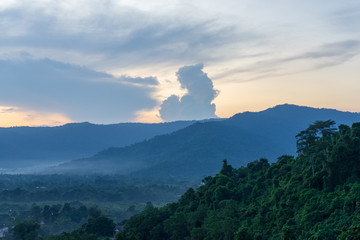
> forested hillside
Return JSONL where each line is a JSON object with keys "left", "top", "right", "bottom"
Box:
{"left": 116, "top": 121, "right": 360, "bottom": 240}
{"left": 54, "top": 121, "right": 281, "bottom": 176}
{"left": 55, "top": 104, "right": 360, "bottom": 179}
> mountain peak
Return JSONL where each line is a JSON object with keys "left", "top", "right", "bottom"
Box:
{"left": 229, "top": 104, "right": 358, "bottom": 121}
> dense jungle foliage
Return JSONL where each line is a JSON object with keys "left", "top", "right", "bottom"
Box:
{"left": 116, "top": 121, "right": 360, "bottom": 240}
{"left": 7, "top": 208, "right": 116, "bottom": 240}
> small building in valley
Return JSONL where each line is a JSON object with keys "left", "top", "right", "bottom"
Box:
{"left": 0, "top": 227, "right": 9, "bottom": 238}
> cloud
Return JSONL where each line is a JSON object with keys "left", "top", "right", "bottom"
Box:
{"left": 214, "top": 40, "right": 360, "bottom": 82}
{"left": 119, "top": 76, "right": 159, "bottom": 86}
{"left": 265, "top": 40, "right": 360, "bottom": 73}
{"left": 329, "top": 6, "right": 360, "bottom": 32}
{"left": 283, "top": 40, "right": 360, "bottom": 63}
{"left": 0, "top": 58, "right": 158, "bottom": 123}
{"left": 159, "top": 64, "right": 219, "bottom": 121}
{"left": 0, "top": 107, "right": 15, "bottom": 113}
{"left": 0, "top": 1, "right": 258, "bottom": 68}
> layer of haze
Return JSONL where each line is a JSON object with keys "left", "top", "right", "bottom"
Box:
{"left": 0, "top": 0, "right": 360, "bottom": 126}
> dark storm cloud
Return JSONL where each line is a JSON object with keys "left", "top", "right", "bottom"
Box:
{"left": 0, "top": 58, "right": 158, "bottom": 123}
{"left": 159, "top": 64, "right": 219, "bottom": 121}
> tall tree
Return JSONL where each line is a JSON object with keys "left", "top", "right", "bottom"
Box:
{"left": 13, "top": 221, "right": 40, "bottom": 240}
{"left": 296, "top": 120, "right": 336, "bottom": 176}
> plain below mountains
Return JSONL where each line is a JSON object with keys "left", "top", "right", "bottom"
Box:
{"left": 52, "top": 104, "right": 360, "bottom": 179}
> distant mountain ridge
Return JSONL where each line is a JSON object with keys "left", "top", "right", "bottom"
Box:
{"left": 52, "top": 104, "right": 360, "bottom": 179}
{"left": 225, "top": 104, "right": 360, "bottom": 154}
{"left": 0, "top": 121, "right": 196, "bottom": 168}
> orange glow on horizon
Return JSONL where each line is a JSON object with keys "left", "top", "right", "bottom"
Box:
{"left": 135, "top": 108, "right": 163, "bottom": 123}
{"left": 0, "top": 106, "right": 72, "bottom": 127}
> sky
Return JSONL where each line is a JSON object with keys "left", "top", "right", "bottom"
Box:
{"left": 0, "top": 0, "right": 360, "bottom": 127}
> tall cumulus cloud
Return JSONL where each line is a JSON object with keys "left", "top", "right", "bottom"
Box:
{"left": 159, "top": 64, "right": 219, "bottom": 121}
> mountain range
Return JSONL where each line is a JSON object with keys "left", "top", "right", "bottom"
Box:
{"left": 50, "top": 104, "right": 360, "bottom": 179}
{"left": 0, "top": 121, "right": 195, "bottom": 169}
